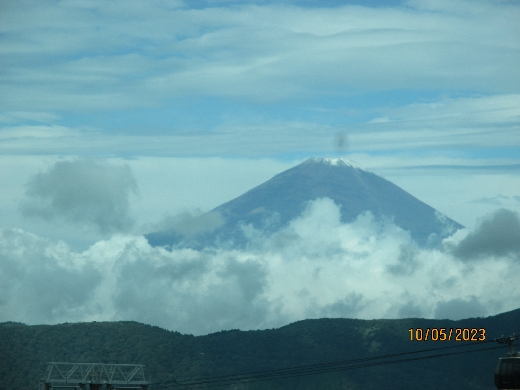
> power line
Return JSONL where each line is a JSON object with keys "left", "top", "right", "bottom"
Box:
{"left": 163, "top": 345, "right": 502, "bottom": 390}
{"left": 150, "top": 345, "right": 503, "bottom": 389}
{"left": 149, "top": 337, "right": 509, "bottom": 389}
{"left": 151, "top": 337, "right": 497, "bottom": 386}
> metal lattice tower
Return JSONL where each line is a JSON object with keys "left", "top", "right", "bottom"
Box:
{"left": 39, "top": 362, "right": 149, "bottom": 390}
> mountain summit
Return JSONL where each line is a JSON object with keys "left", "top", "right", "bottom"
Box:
{"left": 305, "top": 157, "right": 366, "bottom": 169}
{"left": 146, "top": 157, "right": 463, "bottom": 249}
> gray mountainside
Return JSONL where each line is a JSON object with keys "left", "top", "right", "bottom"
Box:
{"left": 146, "top": 157, "right": 464, "bottom": 249}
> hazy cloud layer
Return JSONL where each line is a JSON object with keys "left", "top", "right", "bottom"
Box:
{"left": 151, "top": 211, "right": 225, "bottom": 237}
{"left": 0, "top": 1, "right": 518, "bottom": 158}
{"left": 1, "top": 200, "right": 518, "bottom": 335}
{"left": 2, "top": 0, "right": 518, "bottom": 111}
{"left": 20, "top": 159, "right": 138, "bottom": 234}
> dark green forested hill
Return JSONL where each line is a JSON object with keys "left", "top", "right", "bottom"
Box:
{"left": 1, "top": 309, "right": 519, "bottom": 390}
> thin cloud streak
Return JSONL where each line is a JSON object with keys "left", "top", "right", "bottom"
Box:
{"left": 1, "top": 93, "right": 519, "bottom": 157}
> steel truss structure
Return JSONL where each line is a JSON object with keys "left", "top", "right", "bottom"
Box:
{"left": 39, "top": 362, "right": 149, "bottom": 390}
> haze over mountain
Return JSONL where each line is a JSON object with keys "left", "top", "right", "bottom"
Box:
{"left": 146, "top": 157, "right": 464, "bottom": 249}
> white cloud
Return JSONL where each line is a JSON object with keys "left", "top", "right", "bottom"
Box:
{"left": 0, "top": 111, "right": 61, "bottom": 123}
{"left": 0, "top": 125, "right": 80, "bottom": 141}
{"left": 0, "top": 228, "right": 102, "bottom": 323}
{"left": 1, "top": 200, "right": 518, "bottom": 335}
{"left": 1, "top": 0, "right": 518, "bottom": 111}
{"left": 20, "top": 158, "right": 138, "bottom": 234}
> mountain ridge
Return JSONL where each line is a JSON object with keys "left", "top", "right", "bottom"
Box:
{"left": 2, "top": 308, "right": 518, "bottom": 389}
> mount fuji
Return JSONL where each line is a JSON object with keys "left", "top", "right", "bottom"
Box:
{"left": 146, "top": 157, "right": 464, "bottom": 249}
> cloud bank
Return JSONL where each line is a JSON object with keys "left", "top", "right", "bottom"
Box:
{"left": 20, "top": 159, "right": 138, "bottom": 234}
{"left": 2, "top": 199, "right": 519, "bottom": 335}
{"left": 449, "top": 209, "right": 520, "bottom": 261}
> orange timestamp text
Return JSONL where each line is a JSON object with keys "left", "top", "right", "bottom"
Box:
{"left": 408, "top": 327, "right": 486, "bottom": 341}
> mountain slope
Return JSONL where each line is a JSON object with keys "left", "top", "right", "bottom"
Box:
{"left": 146, "top": 158, "right": 464, "bottom": 248}
{"left": 2, "top": 308, "right": 519, "bottom": 390}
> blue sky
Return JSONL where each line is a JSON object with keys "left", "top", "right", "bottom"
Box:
{"left": 1, "top": 0, "right": 518, "bottom": 223}
{"left": 1, "top": 0, "right": 519, "bottom": 333}
{"left": 2, "top": 0, "right": 519, "bottom": 159}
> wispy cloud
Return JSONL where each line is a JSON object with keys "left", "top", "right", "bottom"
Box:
{"left": 1, "top": 93, "right": 519, "bottom": 157}
{"left": 2, "top": 0, "right": 519, "bottom": 110}
{"left": 0, "top": 0, "right": 518, "bottom": 160}
{"left": 471, "top": 195, "right": 520, "bottom": 206}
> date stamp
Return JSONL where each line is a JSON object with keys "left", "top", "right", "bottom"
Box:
{"left": 409, "top": 328, "right": 486, "bottom": 341}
